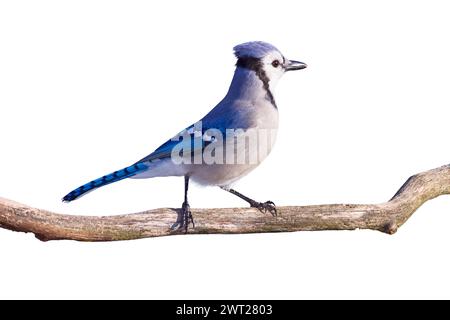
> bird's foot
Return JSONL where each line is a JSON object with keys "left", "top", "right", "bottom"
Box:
{"left": 250, "top": 200, "right": 278, "bottom": 216}
{"left": 181, "top": 201, "right": 195, "bottom": 233}
{"left": 170, "top": 202, "right": 195, "bottom": 233}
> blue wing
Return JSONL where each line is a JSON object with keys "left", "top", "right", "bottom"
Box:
{"left": 136, "top": 122, "right": 228, "bottom": 164}
{"left": 137, "top": 101, "right": 254, "bottom": 164}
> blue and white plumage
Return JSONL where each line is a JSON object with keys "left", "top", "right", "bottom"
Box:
{"left": 234, "top": 41, "right": 279, "bottom": 59}
{"left": 63, "top": 41, "right": 306, "bottom": 230}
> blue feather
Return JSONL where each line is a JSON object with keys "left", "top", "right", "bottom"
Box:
{"left": 137, "top": 120, "right": 233, "bottom": 165}
{"left": 62, "top": 163, "right": 148, "bottom": 202}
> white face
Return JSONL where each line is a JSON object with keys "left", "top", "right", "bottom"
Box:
{"left": 260, "top": 51, "right": 286, "bottom": 89}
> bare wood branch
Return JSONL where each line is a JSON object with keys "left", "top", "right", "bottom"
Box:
{"left": 1, "top": 164, "right": 449, "bottom": 241}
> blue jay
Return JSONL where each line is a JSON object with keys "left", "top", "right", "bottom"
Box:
{"left": 63, "top": 41, "right": 306, "bottom": 231}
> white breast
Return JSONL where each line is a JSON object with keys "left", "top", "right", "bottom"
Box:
{"left": 189, "top": 101, "right": 279, "bottom": 187}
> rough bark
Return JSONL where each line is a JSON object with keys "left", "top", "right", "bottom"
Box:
{"left": 0, "top": 164, "right": 449, "bottom": 241}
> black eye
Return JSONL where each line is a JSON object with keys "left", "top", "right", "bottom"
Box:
{"left": 272, "top": 60, "right": 280, "bottom": 68}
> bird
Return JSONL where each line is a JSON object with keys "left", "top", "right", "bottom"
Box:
{"left": 62, "top": 41, "right": 307, "bottom": 231}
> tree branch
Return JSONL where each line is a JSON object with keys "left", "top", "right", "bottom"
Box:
{"left": 1, "top": 164, "right": 449, "bottom": 241}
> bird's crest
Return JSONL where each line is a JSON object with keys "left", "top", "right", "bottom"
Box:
{"left": 233, "top": 41, "right": 280, "bottom": 59}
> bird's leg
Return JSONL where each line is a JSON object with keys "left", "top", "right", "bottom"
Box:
{"left": 181, "top": 175, "right": 195, "bottom": 232}
{"left": 221, "top": 187, "right": 277, "bottom": 216}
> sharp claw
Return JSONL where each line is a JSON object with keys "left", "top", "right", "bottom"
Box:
{"left": 189, "top": 212, "right": 195, "bottom": 229}
{"left": 251, "top": 200, "right": 278, "bottom": 217}
{"left": 179, "top": 202, "right": 195, "bottom": 233}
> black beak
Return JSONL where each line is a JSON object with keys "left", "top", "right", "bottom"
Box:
{"left": 285, "top": 60, "right": 307, "bottom": 71}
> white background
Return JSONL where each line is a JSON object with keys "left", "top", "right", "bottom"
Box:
{"left": 1, "top": 0, "right": 449, "bottom": 299}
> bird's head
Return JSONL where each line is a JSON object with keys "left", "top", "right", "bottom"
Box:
{"left": 234, "top": 41, "right": 307, "bottom": 89}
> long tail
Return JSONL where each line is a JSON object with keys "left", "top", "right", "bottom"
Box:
{"left": 62, "top": 163, "right": 148, "bottom": 202}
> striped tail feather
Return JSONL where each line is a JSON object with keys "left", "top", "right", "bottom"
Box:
{"left": 62, "top": 163, "right": 148, "bottom": 202}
